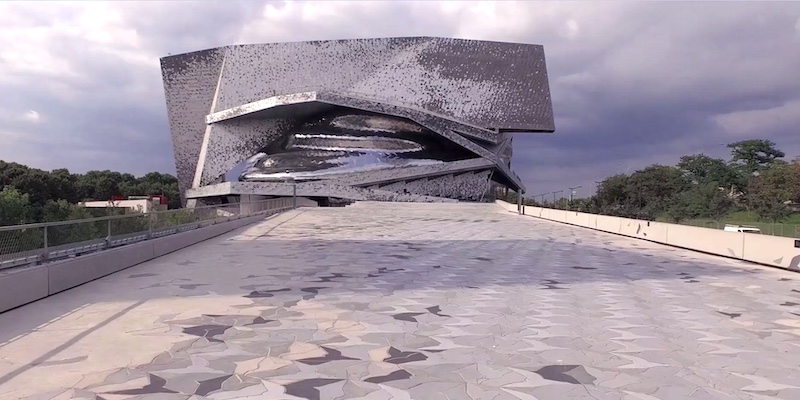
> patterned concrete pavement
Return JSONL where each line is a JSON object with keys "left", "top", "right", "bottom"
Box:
{"left": 0, "top": 202, "right": 799, "bottom": 400}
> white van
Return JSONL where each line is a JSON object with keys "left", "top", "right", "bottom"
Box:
{"left": 723, "top": 224, "right": 762, "bottom": 234}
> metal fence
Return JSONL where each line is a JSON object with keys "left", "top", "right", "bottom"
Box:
{"left": 681, "top": 219, "right": 800, "bottom": 238}
{"left": 0, "top": 198, "right": 297, "bottom": 271}
{"left": 522, "top": 203, "right": 800, "bottom": 239}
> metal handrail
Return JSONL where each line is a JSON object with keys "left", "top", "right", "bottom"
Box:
{"left": 0, "top": 198, "right": 300, "bottom": 271}
{"left": 0, "top": 201, "right": 244, "bottom": 231}
{"left": 526, "top": 204, "right": 800, "bottom": 239}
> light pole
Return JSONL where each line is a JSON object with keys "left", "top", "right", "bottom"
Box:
{"left": 568, "top": 185, "right": 582, "bottom": 202}
{"left": 532, "top": 193, "right": 547, "bottom": 206}
{"left": 553, "top": 190, "right": 564, "bottom": 209}
{"left": 594, "top": 180, "right": 603, "bottom": 195}
{"left": 292, "top": 178, "right": 297, "bottom": 209}
{"left": 568, "top": 185, "right": 582, "bottom": 210}
{"left": 747, "top": 171, "right": 760, "bottom": 211}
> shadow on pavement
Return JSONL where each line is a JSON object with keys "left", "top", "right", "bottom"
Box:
{"left": 1, "top": 229, "right": 791, "bottom": 345}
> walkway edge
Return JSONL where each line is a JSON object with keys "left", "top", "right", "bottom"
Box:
{"left": 0, "top": 213, "right": 275, "bottom": 314}
{"left": 497, "top": 201, "right": 800, "bottom": 273}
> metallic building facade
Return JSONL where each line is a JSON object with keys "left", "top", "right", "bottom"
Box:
{"left": 160, "top": 37, "right": 555, "bottom": 204}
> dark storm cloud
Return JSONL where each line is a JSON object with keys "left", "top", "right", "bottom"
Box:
{"left": 1, "top": 78, "right": 173, "bottom": 174}
{"left": 0, "top": 1, "right": 798, "bottom": 197}
{"left": 0, "top": 17, "right": 171, "bottom": 174}
{"left": 507, "top": 2, "right": 800, "bottom": 195}
{"left": 0, "top": 1, "right": 263, "bottom": 175}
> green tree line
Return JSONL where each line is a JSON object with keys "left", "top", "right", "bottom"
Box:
{"left": 0, "top": 162, "right": 210, "bottom": 257}
{"left": 524, "top": 139, "right": 800, "bottom": 224}
{"left": 0, "top": 161, "right": 182, "bottom": 226}
{"left": 0, "top": 186, "right": 202, "bottom": 257}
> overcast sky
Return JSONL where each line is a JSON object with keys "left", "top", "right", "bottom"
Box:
{"left": 1, "top": 1, "right": 799, "bottom": 197}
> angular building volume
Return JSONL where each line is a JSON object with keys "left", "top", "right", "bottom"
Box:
{"left": 159, "top": 37, "right": 555, "bottom": 206}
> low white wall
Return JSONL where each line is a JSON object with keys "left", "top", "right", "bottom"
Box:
{"left": 296, "top": 197, "right": 319, "bottom": 208}
{"left": 497, "top": 200, "right": 800, "bottom": 271}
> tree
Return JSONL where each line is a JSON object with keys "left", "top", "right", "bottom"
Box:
{"left": 548, "top": 141, "right": 797, "bottom": 223}
{"left": 748, "top": 162, "right": 799, "bottom": 221}
{"left": 665, "top": 181, "right": 734, "bottom": 222}
{"left": 728, "top": 139, "right": 785, "bottom": 175}
{"left": 41, "top": 199, "right": 100, "bottom": 247}
{"left": 626, "top": 165, "right": 691, "bottom": 220}
{"left": 567, "top": 197, "right": 595, "bottom": 213}
{"left": 595, "top": 174, "right": 631, "bottom": 216}
{"left": 0, "top": 161, "right": 32, "bottom": 191}
{"left": 1, "top": 167, "right": 53, "bottom": 211}
{"left": 677, "top": 154, "right": 739, "bottom": 192}
{"left": 0, "top": 159, "right": 186, "bottom": 227}
{"left": 49, "top": 168, "right": 79, "bottom": 204}
{"left": 119, "top": 171, "right": 181, "bottom": 209}
{"left": 792, "top": 157, "right": 800, "bottom": 204}
{"left": 0, "top": 186, "right": 34, "bottom": 226}
{"left": 0, "top": 187, "right": 41, "bottom": 255}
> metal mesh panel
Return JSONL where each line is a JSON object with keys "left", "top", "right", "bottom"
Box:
{"left": 0, "top": 198, "right": 299, "bottom": 271}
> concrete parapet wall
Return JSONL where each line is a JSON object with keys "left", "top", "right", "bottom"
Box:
{"left": 0, "top": 267, "right": 49, "bottom": 314}
{"left": 296, "top": 197, "right": 319, "bottom": 208}
{"left": 0, "top": 213, "right": 269, "bottom": 314}
{"left": 497, "top": 201, "right": 800, "bottom": 271}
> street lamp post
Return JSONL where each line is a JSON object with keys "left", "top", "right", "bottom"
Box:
{"left": 292, "top": 178, "right": 297, "bottom": 209}
{"left": 553, "top": 190, "right": 564, "bottom": 209}
{"left": 568, "top": 185, "right": 582, "bottom": 211}
{"left": 532, "top": 193, "right": 547, "bottom": 206}
{"left": 568, "top": 186, "right": 582, "bottom": 202}
{"left": 748, "top": 171, "right": 761, "bottom": 211}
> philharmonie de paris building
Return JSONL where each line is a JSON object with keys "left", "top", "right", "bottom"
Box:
{"left": 159, "top": 37, "right": 555, "bottom": 207}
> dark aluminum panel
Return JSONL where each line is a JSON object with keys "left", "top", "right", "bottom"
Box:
{"left": 185, "top": 181, "right": 459, "bottom": 203}
{"left": 160, "top": 48, "right": 225, "bottom": 200}
{"left": 160, "top": 37, "right": 554, "bottom": 202}
{"left": 162, "top": 37, "right": 554, "bottom": 132}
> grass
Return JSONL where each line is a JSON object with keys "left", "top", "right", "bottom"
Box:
{"left": 681, "top": 211, "right": 800, "bottom": 238}
{"left": 726, "top": 210, "right": 800, "bottom": 224}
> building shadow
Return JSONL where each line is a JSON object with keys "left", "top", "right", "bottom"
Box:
{"left": 1, "top": 227, "right": 789, "bottom": 345}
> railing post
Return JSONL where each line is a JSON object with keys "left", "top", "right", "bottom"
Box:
{"left": 106, "top": 219, "right": 112, "bottom": 248}
{"left": 293, "top": 181, "right": 297, "bottom": 209}
{"left": 42, "top": 225, "right": 49, "bottom": 262}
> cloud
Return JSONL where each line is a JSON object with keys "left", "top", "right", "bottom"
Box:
{"left": 0, "top": 1, "right": 798, "bottom": 198}
{"left": 21, "top": 110, "right": 40, "bottom": 123}
{"left": 714, "top": 100, "right": 800, "bottom": 134}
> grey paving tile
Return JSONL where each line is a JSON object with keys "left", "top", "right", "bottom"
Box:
{"left": 1, "top": 202, "right": 798, "bottom": 400}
